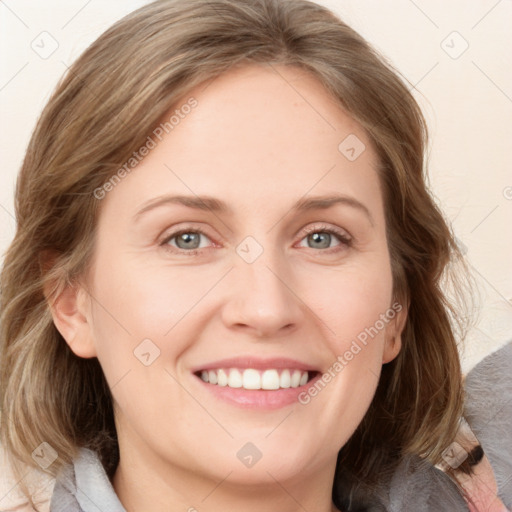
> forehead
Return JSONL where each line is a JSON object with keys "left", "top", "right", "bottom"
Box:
{"left": 99, "top": 63, "right": 382, "bottom": 225}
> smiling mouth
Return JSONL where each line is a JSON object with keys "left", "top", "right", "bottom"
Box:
{"left": 194, "top": 368, "right": 319, "bottom": 390}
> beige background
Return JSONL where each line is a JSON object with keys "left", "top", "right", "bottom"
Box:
{"left": 1, "top": 0, "right": 511, "bottom": 373}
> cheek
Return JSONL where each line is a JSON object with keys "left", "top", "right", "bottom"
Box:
{"left": 87, "top": 253, "right": 224, "bottom": 391}
{"left": 295, "top": 258, "right": 394, "bottom": 437}
{"left": 301, "top": 256, "right": 394, "bottom": 350}
{"left": 90, "top": 252, "right": 209, "bottom": 337}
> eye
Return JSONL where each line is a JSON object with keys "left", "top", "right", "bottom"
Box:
{"left": 160, "top": 226, "right": 214, "bottom": 254}
{"left": 159, "top": 223, "right": 352, "bottom": 256}
{"left": 297, "top": 224, "right": 352, "bottom": 253}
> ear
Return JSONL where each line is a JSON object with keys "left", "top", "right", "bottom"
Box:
{"left": 382, "top": 300, "right": 408, "bottom": 364}
{"left": 45, "top": 278, "right": 97, "bottom": 359}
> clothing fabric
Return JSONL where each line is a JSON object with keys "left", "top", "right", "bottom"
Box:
{"left": 49, "top": 449, "right": 124, "bottom": 512}
{"left": 48, "top": 341, "right": 512, "bottom": 512}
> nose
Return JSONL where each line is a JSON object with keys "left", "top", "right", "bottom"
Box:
{"left": 221, "top": 250, "right": 303, "bottom": 339}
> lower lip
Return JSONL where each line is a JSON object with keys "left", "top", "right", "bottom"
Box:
{"left": 194, "top": 373, "right": 321, "bottom": 410}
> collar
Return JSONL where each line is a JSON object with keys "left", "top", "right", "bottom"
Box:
{"left": 50, "top": 448, "right": 125, "bottom": 512}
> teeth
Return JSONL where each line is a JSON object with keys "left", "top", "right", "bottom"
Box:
{"left": 199, "top": 368, "right": 310, "bottom": 390}
{"left": 280, "top": 369, "right": 291, "bottom": 388}
{"left": 290, "top": 370, "right": 301, "bottom": 388}
{"left": 243, "top": 369, "right": 261, "bottom": 389}
{"left": 261, "top": 369, "right": 280, "bottom": 390}
{"left": 217, "top": 369, "right": 228, "bottom": 387}
{"left": 228, "top": 368, "right": 243, "bottom": 388}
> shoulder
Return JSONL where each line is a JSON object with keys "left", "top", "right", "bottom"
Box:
{"left": 392, "top": 340, "right": 512, "bottom": 511}
{"left": 463, "top": 340, "right": 512, "bottom": 509}
{"left": 334, "top": 340, "right": 512, "bottom": 511}
{"left": 49, "top": 448, "right": 125, "bottom": 512}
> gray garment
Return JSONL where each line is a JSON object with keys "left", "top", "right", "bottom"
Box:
{"left": 50, "top": 341, "right": 512, "bottom": 512}
{"left": 49, "top": 449, "right": 125, "bottom": 512}
{"left": 464, "top": 341, "right": 512, "bottom": 508}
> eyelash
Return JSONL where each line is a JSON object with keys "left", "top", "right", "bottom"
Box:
{"left": 159, "top": 223, "right": 352, "bottom": 256}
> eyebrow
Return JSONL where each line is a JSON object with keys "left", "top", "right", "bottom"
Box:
{"left": 134, "top": 193, "right": 374, "bottom": 225}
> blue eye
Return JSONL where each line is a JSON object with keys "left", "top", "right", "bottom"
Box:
{"left": 302, "top": 231, "right": 338, "bottom": 249}
{"left": 298, "top": 226, "right": 352, "bottom": 252}
{"left": 161, "top": 228, "right": 213, "bottom": 253}
{"left": 160, "top": 223, "right": 352, "bottom": 256}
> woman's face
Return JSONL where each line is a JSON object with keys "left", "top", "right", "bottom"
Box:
{"left": 64, "top": 64, "right": 405, "bottom": 488}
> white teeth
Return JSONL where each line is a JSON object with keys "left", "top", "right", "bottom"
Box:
{"left": 198, "top": 368, "right": 310, "bottom": 390}
{"left": 242, "top": 369, "right": 261, "bottom": 389}
{"left": 290, "top": 370, "right": 302, "bottom": 388}
{"left": 208, "top": 370, "right": 218, "bottom": 385}
{"left": 261, "top": 369, "right": 280, "bottom": 390}
{"left": 217, "top": 369, "right": 228, "bottom": 387}
{"left": 228, "top": 369, "right": 243, "bottom": 388}
{"left": 280, "top": 369, "right": 291, "bottom": 388}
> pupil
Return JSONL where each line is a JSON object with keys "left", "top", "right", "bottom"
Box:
{"left": 310, "top": 232, "right": 330, "bottom": 249}
{"left": 178, "top": 233, "right": 199, "bottom": 249}
{"left": 175, "top": 232, "right": 332, "bottom": 250}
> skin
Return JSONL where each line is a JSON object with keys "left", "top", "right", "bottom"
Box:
{"left": 50, "top": 63, "right": 407, "bottom": 512}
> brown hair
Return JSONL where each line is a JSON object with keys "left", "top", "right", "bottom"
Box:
{"left": 0, "top": 0, "right": 473, "bottom": 507}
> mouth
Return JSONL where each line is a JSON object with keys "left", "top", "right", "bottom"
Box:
{"left": 191, "top": 356, "right": 322, "bottom": 409}
{"left": 194, "top": 368, "right": 320, "bottom": 390}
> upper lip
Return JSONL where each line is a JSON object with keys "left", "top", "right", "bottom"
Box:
{"left": 191, "top": 356, "right": 320, "bottom": 373}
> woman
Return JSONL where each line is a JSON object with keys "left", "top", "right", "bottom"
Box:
{"left": 0, "top": 0, "right": 510, "bottom": 510}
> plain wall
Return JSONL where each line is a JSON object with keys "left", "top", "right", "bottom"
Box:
{"left": 1, "top": 0, "right": 511, "bottom": 372}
